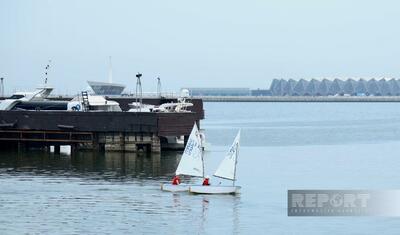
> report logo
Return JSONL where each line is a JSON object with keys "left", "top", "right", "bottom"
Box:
{"left": 288, "top": 190, "right": 400, "bottom": 216}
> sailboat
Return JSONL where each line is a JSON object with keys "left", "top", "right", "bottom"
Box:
{"left": 189, "top": 130, "right": 241, "bottom": 195}
{"left": 161, "top": 123, "right": 205, "bottom": 192}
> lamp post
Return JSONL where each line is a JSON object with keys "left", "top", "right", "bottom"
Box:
{"left": 0, "top": 77, "right": 4, "bottom": 97}
{"left": 135, "top": 73, "right": 143, "bottom": 112}
{"left": 157, "top": 77, "right": 161, "bottom": 97}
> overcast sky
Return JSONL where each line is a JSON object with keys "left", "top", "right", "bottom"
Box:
{"left": 1, "top": 0, "right": 399, "bottom": 95}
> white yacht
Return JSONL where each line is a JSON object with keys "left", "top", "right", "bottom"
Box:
{"left": 70, "top": 92, "right": 122, "bottom": 112}
{"left": 128, "top": 89, "right": 193, "bottom": 113}
{"left": 0, "top": 86, "right": 54, "bottom": 111}
{"left": 128, "top": 102, "right": 155, "bottom": 112}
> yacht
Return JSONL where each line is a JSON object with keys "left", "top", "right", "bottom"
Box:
{"left": 0, "top": 86, "right": 54, "bottom": 110}
{"left": 128, "top": 89, "right": 193, "bottom": 113}
{"left": 70, "top": 92, "right": 122, "bottom": 112}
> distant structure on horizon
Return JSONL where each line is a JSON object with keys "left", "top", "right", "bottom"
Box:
{"left": 87, "top": 81, "right": 126, "bottom": 96}
{"left": 183, "top": 88, "right": 251, "bottom": 96}
{"left": 266, "top": 78, "right": 400, "bottom": 96}
{"left": 87, "top": 56, "right": 126, "bottom": 96}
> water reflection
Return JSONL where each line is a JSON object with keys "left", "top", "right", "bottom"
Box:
{"left": 0, "top": 150, "right": 181, "bottom": 181}
{"left": 168, "top": 191, "right": 241, "bottom": 235}
{"left": 0, "top": 146, "right": 241, "bottom": 234}
{"left": 197, "top": 195, "right": 241, "bottom": 235}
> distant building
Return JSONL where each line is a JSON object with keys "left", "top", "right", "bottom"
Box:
{"left": 251, "top": 89, "right": 271, "bottom": 96}
{"left": 87, "top": 81, "right": 126, "bottom": 96}
{"left": 183, "top": 88, "right": 251, "bottom": 96}
{"left": 268, "top": 78, "right": 400, "bottom": 96}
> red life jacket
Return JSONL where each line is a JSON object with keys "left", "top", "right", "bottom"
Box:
{"left": 202, "top": 178, "right": 210, "bottom": 186}
{"left": 172, "top": 176, "right": 180, "bottom": 185}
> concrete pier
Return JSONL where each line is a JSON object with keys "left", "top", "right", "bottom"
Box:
{"left": 0, "top": 131, "right": 170, "bottom": 153}
{"left": 0, "top": 112, "right": 199, "bottom": 153}
{"left": 100, "top": 133, "right": 161, "bottom": 153}
{"left": 0, "top": 97, "right": 204, "bottom": 153}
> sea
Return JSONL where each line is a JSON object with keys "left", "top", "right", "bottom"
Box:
{"left": 1, "top": 102, "right": 400, "bottom": 234}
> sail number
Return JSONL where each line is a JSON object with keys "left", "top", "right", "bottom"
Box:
{"left": 184, "top": 139, "right": 200, "bottom": 157}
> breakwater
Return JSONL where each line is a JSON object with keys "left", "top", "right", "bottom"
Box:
{"left": 199, "top": 96, "right": 400, "bottom": 102}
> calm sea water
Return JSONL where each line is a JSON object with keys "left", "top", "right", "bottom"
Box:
{"left": 2, "top": 102, "right": 400, "bottom": 234}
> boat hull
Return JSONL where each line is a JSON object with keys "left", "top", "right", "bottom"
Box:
{"left": 189, "top": 185, "right": 241, "bottom": 194}
{"left": 160, "top": 183, "right": 190, "bottom": 192}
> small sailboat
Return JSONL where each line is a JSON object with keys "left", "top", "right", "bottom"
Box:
{"left": 161, "top": 123, "right": 205, "bottom": 192}
{"left": 189, "top": 130, "right": 241, "bottom": 195}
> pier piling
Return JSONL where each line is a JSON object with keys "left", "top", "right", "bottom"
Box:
{"left": 54, "top": 145, "right": 60, "bottom": 154}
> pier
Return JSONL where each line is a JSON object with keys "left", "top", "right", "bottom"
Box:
{"left": 199, "top": 96, "right": 400, "bottom": 102}
{"left": 0, "top": 98, "right": 204, "bottom": 153}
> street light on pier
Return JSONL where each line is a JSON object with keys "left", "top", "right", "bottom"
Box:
{"left": 136, "top": 73, "right": 143, "bottom": 112}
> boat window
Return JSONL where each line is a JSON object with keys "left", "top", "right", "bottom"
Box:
{"left": 8, "top": 95, "right": 25, "bottom": 99}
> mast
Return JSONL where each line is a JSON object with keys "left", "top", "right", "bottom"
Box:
{"left": 196, "top": 128, "right": 205, "bottom": 179}
{"left": 232, "top": 130, "right": 240, "bottom": 186}
{"left": 201, "top": 135, "right": 205, "bottom": 179}
{"left": 232, "top": 142, "right": 239, "bottom": 186}
{"left": 108, "top": 56, "right": 113, "bottom": 83}
{"left": 44, "top": 60, "right": 51, "bottom": 85}
{"left": 175, "top": 123, "right": 204, "bottom": 178}
{"left": 213, "top": 130, "right": 240, "bottom": 184}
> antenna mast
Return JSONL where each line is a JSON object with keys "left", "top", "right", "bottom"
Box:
{"left": 45, "top": 60, "right": 51, "bottom": 85}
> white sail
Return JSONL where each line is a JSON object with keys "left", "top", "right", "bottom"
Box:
{"left": 214, "top": 130, "right": 240, "bottom": 181}
{"left": 175, "top": 123, "right": 204, "bottom": 177}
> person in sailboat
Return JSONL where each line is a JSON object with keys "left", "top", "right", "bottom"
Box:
{"left": 189, "top": 130, "right": 241, "bottom": 194}
{"left": 202, "top": 176, "right": 210, "bottom": 186}
{"left": 161, "top": 123, "right": 205, "bottom": 192}
{"left": 172, "top": 175, "right": 181, "bottom": 185}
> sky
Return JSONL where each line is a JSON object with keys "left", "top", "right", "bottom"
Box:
{"left": 1, "top": 0, "right": 399, "bottom": 95}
